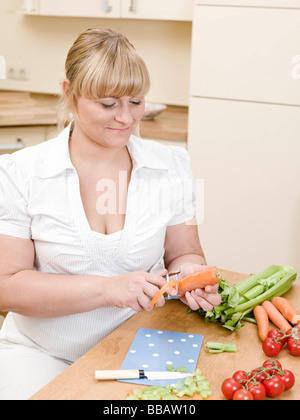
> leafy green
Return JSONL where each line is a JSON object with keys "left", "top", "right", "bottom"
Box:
{"left": 196, "top": 265, "right": 297, "bottom": 332}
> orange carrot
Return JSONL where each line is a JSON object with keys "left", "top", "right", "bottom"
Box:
{"left": 271, "top": 296, "right": 300, "bottom": 326}
{"left": 150, "top": 279, "right": 179, "bottom": 307}
{"left": 150, "top": 267, "right": 221, "bottom": 308}
{"left": 262, "top": 300, "right": 292, "bottom": 333}
{"left": 254, "top": 305, "right": 269, "bottom": 341}
{"left": 178, "top": 267, "right": 221, "bottom": 295}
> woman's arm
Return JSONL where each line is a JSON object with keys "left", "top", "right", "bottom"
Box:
{"left": 164, "top": 217, "right": 207, "bottom": 272}
{"left": 164, "top": 218, "right": 221, "bottom": 311}
{"left": 0, "top": 234, "right": 166, "bottom": 317}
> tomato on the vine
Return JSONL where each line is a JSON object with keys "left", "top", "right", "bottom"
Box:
{"left": 233, "top": 389, "right": 254, "bottom": 400}
{"left": 221, "top": 378, "right": 242, "bottom": 400}
{"left": 267, "top": 328, "right": 288, "bottom": 346}
{"left": 262, "top": 359, "right": 282, "bottom": 375}
{"left": 249, "top": 368, "right": 267, "bottom": 383}
{"left": 286, "top": 328, "right": 300, "bottom": 341}
{"left": 263, "top": 376, "right": 285, "bottom": 398}
{"left": 232, "top": 370, "right": 248, "bottom": 386}
{"left": 275, "top": 370, "right": 295, "bottom": 391}
{"left": 248, "top": 382, "right": 266, "bottom": 400}
{"left": 287, "top": 338, "right": 300, "bottom": 356}
{"left": 262, "top": 338, "right": 282, "bottom": 357}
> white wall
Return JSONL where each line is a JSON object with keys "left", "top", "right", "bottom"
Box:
{"left": 0, "top": 0, "right": 192, "bottom": 106}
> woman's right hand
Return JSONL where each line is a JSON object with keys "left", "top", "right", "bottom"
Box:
{"left": 105, "top": 269, "right": 168, "bottom": 312}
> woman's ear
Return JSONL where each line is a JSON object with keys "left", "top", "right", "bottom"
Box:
{"left": 62, "top": 79, "right": 71, "bottom": 96}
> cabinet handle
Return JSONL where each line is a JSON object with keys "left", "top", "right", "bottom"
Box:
{"left": 0, "top": 138, "right": 24, "bottom": 152}
{"left": 101, "top": 0, "right": 112, "bottom": 13}
{"left": 129, "top": 0, "right": 136, "bottom": 13}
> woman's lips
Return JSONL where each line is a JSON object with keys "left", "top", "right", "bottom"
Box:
{"left": 106, "top": 127, "right": 130, "bottom": 132}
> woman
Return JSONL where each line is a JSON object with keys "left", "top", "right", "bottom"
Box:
{"left": 0, "top": 29, "right": 221, "bottom": 400}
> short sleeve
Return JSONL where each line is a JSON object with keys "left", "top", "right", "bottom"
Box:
{"left": 0, "top": 155, "right": 32, "bottom": 239}
{"left": 167, "top": 147, "right": 196, "bottom": 226}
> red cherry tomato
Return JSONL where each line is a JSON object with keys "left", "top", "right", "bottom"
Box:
{"left": 248, "top": 382, "right": 266, "bottom": 400}
{"left": 262, "top": 359, "right": 283, "bottom": 375}
{"left": 268, "top": 328, "right": 288, "bottom": 346}
{"left": 232, "top": 370, "right": 248, "bottom": 386}
{"left": 262, "top": 338, "right": 282, "bottom": 357}
{"left": 275, "top": 370, "right": 295, "bottom": 391}
{"left": 286, "top": 327, "right": 300, "bottom": 341}
{"left": 263, "top": 376, "right": 285, "bottom": 398}
{"left": 249, "top": 368, "right": 267, "bottom": 383}
{"left": 233, "top": 389, "right": 254, "bottom": 400}
{"left": 221, "top": 378, "right": 242, "bottom": 400}
{"left": 287, "top": 338, "right": 300, "bottom": 356}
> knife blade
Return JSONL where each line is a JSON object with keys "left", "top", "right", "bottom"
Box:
{"left": 94, "top": 369, "right": 193, "bottom": 381}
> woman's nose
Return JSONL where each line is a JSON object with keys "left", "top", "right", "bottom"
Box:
{"left": 115, "top": 104, "right": 133, "bottom": 125}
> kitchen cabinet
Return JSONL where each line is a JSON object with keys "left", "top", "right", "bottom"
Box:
{"left": 188, "top": 1, "right": 300, "bottom": 276}
{"left": 20, "top": 0, "right": 193, "bottom": 21}
{"left": 38, "top": 0, "right": 121, "bottom": 18}
{"left": 195, "top": 0, "right": 300, "bottom": 7}
{"left": 0, "top": 125, "right": 58, "bottom": 154}
{"left": 121, "top": 0, "right": 193, "bottom": 21}
{"left": 190, "top": 6, "right": 300, "bottom": 105}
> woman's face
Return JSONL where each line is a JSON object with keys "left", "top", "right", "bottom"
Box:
{"left": 74, "top": 95, "right": 145, "bottom": 149}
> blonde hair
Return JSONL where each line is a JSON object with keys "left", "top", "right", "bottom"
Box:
{"left": 59, "top": 28, "right": 151, "bottom": 126}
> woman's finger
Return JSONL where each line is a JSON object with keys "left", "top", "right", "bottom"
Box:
{"left": 193, "top": 289, "right": 222, "bottom": 306}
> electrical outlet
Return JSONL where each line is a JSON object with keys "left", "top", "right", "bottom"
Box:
{"left": 7, "top": 66, "right": 29, "bottom": 80}
{"left": 18, "top": 67, "right": 29, "bottom": 81}
{"left": 7, "top": 66, "right": 17, "bottom": 79}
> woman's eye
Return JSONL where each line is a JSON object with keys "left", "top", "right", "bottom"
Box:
{"left": 131, "top": 101, "right": 141, "bottom": 106}
{"left": 100, "top": 103, "right": 116, "bottom": 109}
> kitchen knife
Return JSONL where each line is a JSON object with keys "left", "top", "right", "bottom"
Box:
{"left": 95, "top": 369, "right": 193, "bottom": 381}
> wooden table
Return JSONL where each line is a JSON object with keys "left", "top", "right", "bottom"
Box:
{"left": 30, "top": 270, "right": 300, "bottom": 400}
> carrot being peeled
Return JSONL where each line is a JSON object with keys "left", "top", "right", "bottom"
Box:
{"left": 254, "top": 305, "right": 269, "bottom": 341}
{"left": 179, "top": 266, "right": 221, "bottom": 295}
{"left": 262, "top": 300, "right": 292, "bottom": 333}
{"left": 271, "top": 296, "right": 300, "bottom": 326}
{"left": 150, "top": 266, "right": 221, "bottom": 308}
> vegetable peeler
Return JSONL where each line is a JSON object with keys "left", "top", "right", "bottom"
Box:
{"left": 163, "top": 270, "right": 182, "bottom": 300}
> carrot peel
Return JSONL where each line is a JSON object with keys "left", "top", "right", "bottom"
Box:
{"left": 150, "top": 279, "right": 179, "bottom": 307}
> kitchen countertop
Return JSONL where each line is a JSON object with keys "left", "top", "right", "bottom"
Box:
{"left": 0, "top": 90, "right": 59, "bottom": 126}
{"left": 0, "top": 91, "right": 188, "bottom": 142}
{"left": 30, "top": 269, "right": 300, "bottom": 401}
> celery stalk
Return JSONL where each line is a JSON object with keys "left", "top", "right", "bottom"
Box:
{"left": 205, "top": 342, "right": 237, "bottom": 353}
{"left": 197, "top": 265, "right": 297, "bottom": 332}
{"left": 225, "top": 269, "right": 296, "bottom": 316}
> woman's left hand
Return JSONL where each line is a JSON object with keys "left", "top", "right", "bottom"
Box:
{"left": 177, "top": 263, "right": 222, "bottom": 311}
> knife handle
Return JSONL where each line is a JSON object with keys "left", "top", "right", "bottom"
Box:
{"left": 95, "top": 369, "right": 142, "bottom": 380}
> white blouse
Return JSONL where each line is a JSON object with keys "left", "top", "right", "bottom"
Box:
{"left": 0, "top": 123, "right": 196, "bottom": 363}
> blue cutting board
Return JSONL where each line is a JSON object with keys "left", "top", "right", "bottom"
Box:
{"left": 118, "top": 328, "right": 203, "bottom": 387}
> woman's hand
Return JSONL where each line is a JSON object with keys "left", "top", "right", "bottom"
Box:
{"left": 106, "top": 269, "right": 168, "bottom": 312}
{"left": 177, "top": 263, "right": 222, "bottom": 312}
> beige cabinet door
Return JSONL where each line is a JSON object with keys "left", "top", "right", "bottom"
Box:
{"left": 195, "top": 0, "right": 300, "bottom": 7}
{"left": 190, "top": 6, "right": 300, "bottom": 105}
{"left": 188, "top": 97, "right": 300, "bottom": 276}
{"left": 39, "top": 0, "right": 121, "bottom": 17}
{"left": 0, "top": 126, "right": 48, "bottom": 154}
{"left": 121, "top": 0, "right": 193, "bottom": 20}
